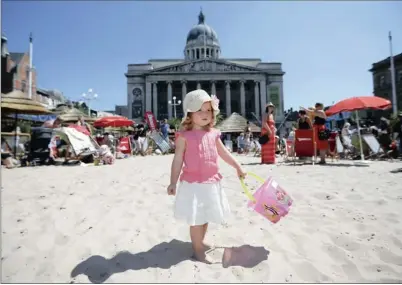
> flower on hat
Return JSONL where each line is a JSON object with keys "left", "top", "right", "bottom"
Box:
{"left": 211, "top": 95, "right": 219, "bottom": 109}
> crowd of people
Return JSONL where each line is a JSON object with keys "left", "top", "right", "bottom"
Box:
{"left": 282, "top": 107, "right": 402, "bottom": 163}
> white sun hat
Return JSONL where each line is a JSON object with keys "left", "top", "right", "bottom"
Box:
{"left": 181, "top": 89, "right": 220, "bottom": 122}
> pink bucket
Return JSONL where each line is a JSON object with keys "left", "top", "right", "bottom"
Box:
{"left": 241, "top": 173, "right": 293, "bottom": 224}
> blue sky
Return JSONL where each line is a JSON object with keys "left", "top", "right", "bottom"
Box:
{"left": 2, "top": 1, "right": 402, "bottom": 112}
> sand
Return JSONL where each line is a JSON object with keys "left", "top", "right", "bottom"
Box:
{"left": 1, "top": 155, "right": 402, "bottom": 283}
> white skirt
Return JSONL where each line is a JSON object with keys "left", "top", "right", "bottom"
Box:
{"left": 174, "top": 181, "right": 231, "bottom": 226}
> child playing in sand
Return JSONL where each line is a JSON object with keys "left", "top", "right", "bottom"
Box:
{"left": 167, "top": 89, "right": 246, "bottom": 263}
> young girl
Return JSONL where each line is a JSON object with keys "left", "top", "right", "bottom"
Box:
{"left": 167, "top": 89, "right": 246, "bottom": 263}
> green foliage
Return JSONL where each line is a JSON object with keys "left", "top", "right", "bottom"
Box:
{"left": 17, "top": 120, "right": 32, "bottom": 133}
{"left": 168, "top": 118, "right": 181, "bottom": 130}
{"left": 215, "top": 113, "right": 224, "bottom": 125}
{"left": 390, "top": 111, "right": 402, "bottom": 130}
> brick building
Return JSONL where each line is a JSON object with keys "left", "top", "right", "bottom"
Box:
{"left": 1, "top": 35, "right": 38, "bottom": 100}
{"left": 1, "top": 34, "right": 66, "bottom": 108}
{"left": 369, "top": 52, "right": 402, "bottom": 116}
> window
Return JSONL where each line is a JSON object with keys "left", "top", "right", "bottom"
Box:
{"left": 21, "top": 80, "right": 26, "bottom": 92}
{"left": 398, "top": 70, "right": 402, "bottom": 82}
{"left": 380, "top": 75, "right": 385, "bottom": 87}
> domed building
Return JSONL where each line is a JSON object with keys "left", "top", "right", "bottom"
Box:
{"left": 122, "top": 10, "right": 285, "bottom": 123}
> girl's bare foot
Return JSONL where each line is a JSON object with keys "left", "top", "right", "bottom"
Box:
{"left": 193, "top": 250, "right": 212, "bottom": 264}
{"left": 203, "top": 243, "right": 215, "bottom": 252}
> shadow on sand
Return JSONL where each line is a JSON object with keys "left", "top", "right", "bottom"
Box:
{"left": 281, "top": 161, "right": 369, "bottom": 167}
{"left": 390, "top": 168, "right": 402, "bottom": 173}
{"left": 70, "top": 239, "right": 269, "bottom": 283}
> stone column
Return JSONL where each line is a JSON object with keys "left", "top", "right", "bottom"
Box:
{"left": 240, "top": 80, "right": 246, "bottom": 117}
{"left": 127, "top": 85, "right": 132, "bottom": 119}
{"left": 279, "top": 82, "right": 284, "bottom": 118}
{"left": 260, "top": 78, "right": 267, "bottom": 117}
{"left": 254, "top": 81, "right": 260, "bottom": 119}
{"left": 211, "top": 81, "right": 216, "bottom": 95}
{"left": 167, "top": 81, "right": 173, "bottom": 119}
{"left": 196, "top": 82, "right": 201, "bottom": 90}
{"left": 182, "top": 80, "right": 187, "bottom": 99}
{"left": 225, "top": 81, "right": 231, "bottom": 116}
{"left": 145, "top": 81, "right": 152, "bottom": 112}
{"left": 152, "top": 82, "right": 158, "bottom": 118}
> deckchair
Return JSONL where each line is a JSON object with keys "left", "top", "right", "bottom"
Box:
{"left": 117, "top": 136, "right": 132, "bottom": 155}
{"left": 328, "top": 132, "right": 339, "bottom": 161}
{"left": 254, "top": 140, "right": 261, "bottom": 157}
{"left": 283, "top": 139, "right": 294, "bottom": 162}
{"left": 362, "top": 133, "right": 385, "bottom": 159}
{"left": 293, "top": 129, "right": 316, "bottom": 165}
{"left": 335, "top": 135, "right": 347, "bottom": 159}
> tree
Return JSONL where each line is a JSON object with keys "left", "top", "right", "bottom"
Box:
{"left": 215, "top": 113, "right": 224, "bottom": 125}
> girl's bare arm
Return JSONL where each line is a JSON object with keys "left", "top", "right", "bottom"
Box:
{"left": 170, "top": 136, "right": 185, "bottom": 185}
{"left": 216, "top": 138, "right": 242, "bottom": 171}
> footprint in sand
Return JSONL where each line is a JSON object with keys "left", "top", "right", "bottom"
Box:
{"left": 55, "top": 233, "right": 69, "bottom": 246}
{"left": 341, "top": 260, "right": 365, "bottom": 282}
{"left": 312, "top": 193, "right": 336, "bottom": 201}
{"left": 389, "top": 235, "right": 402, "bottom": 249}
{"left": 345, "top": 194, "right": 363, "bottom": 200}
{"left": 373, "top": 246, "right": 402, "bottom": 266}
{"left": 363, "top": 264, "right": 400, "bottom": 276}
{"left": 293, "top": 261, "right": 330, "bottom": 282}
{"left": 321, "top": 243, "right": 348, "bottom": 262}
{"left": 330, "top": 235, "right": 362, "bottom": 252}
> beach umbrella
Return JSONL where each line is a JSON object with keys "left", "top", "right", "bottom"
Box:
{"left": 325, "top": 96, "right": 391, "bottom": 116}
{"left": 216, "top": 112, "right": 261, "bottom": 133}
{"left": 1, "top": 90, "right": 51, "bottom": 155}
{"left": 52, "top": 105, "right": 95, "bottom": 123}
{"left": 93, "top": 116, "right": 134, "bottom": 128}
{"left": 1, "top": 90, "right": 50, "bottom": 114}
{"left": 325, "top": 96, "right": 392, "bottom": 162}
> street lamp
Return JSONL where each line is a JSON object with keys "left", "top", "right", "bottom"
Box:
{"left": 82, "top": 88, "right": 98, "bottom": 116}
{"left": 168, "top": 96, "right": 182, "bottom": 118}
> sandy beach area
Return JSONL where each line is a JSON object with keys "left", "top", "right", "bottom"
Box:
{"left": 2, "top": 155, "right": 402, "bottom": 283}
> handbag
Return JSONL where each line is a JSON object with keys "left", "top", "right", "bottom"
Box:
{"left": 318, "top": 129, "right": 331, "bottom": 141}
{"left": 258, "top": 134, "right": 270, "bottom": 145}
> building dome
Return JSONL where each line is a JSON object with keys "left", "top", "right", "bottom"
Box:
{"left": 184, "top": 11, "right": 221, "bottom": 60}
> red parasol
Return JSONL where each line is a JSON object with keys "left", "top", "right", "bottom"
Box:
{"left": 326, "top": 96, "right": 391, "bottom": 162}
{"left": 325, "top": 96, "right": 391, "bottom": 116}
{"left": 93, "top": 116, "right": 134, "bottom": 128}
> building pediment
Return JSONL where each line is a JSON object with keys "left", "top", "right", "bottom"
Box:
{"left": 148, "top": 59, "right": 263, "bottom": 74}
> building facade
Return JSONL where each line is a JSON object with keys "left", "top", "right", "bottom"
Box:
{"left": 369, "top": 52, "right": 402, "bottom": 114}
{"left": 123, "top": 11, "right": 285, "bottom": 123}
{"left": 1, "top": 35, "right": 37, "bottom": 99}
{"left": 2, "top": 34, "right": 68, "bottom": 110}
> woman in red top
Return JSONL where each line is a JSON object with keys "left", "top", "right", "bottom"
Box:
{"left": 302, "top": 103, "right": 328, "bottom": 164}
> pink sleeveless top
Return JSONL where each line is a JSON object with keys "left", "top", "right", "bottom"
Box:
{"left": 178, "top": 129, "right": 223, "bottom": 184}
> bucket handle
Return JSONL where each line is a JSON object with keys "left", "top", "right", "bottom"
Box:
{"left": 239, "top": 172, "right": 265, "bottom": 203}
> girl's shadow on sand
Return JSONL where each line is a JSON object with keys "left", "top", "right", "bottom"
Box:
{"left": 70, "top": 239, "right": 269, "bottom": 283}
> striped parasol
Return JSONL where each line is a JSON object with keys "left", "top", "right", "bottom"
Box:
{"left": 52, "top": 104, "right": 95, "bottom": 123}
{"left": 1, "top": 90, "right": 51, "bottom": 114}
{"left": 216, "top": 112, "right": 261, "bottom": 133}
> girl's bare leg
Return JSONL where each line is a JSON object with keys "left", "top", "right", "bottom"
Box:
{"left": 190, "top": 225, "right": 210, "bottom": 263}
{"left": 202, "top": 223, "right": 211, "bottom": 250}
